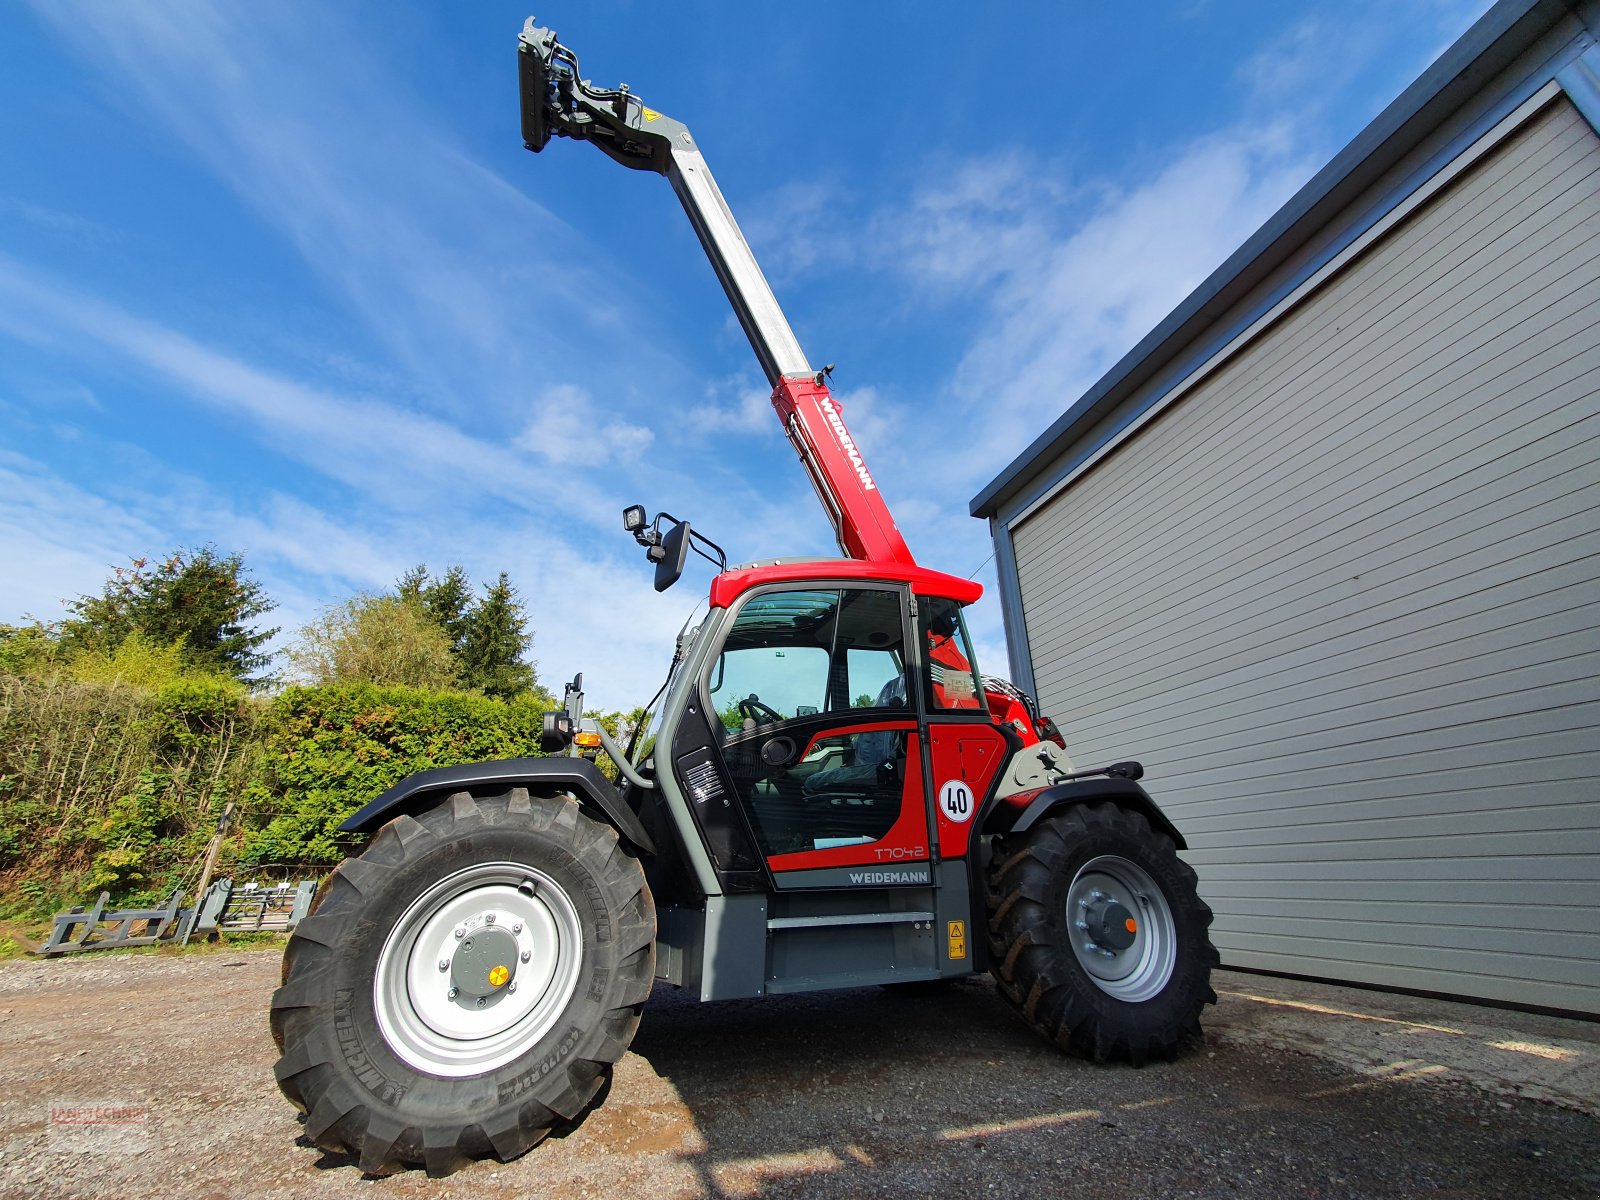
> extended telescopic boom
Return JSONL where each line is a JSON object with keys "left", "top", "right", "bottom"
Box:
{"left": 518, "top": 20, "right": 914, "bottom": 565}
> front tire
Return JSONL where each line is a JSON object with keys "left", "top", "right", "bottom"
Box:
{"left": 987, "top": 801, "right": 1217, "bottom": 1064}
{"left": 270, "top": 789, "right": 655, "bottom": 1176}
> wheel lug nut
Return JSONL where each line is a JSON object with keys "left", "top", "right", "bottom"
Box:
{"left": 1085, "top": 942, "right": 1099, "bottom": 953}
{"left": 448, "top": 986, "right": 458, "bottom": 1000}
{"left": 520, "top": 950, "right": 531, "bottom": 963}
{"left": 454, "top": 927, "right": 465, "bottom": 939}
{"left": 476, "top": 997, "right": 487, "bottom": 1009}
{"left": 512, "top": 922, "right": 523, "bottom": 935}
{"left": 507, "top": 981, "right": 517, "bottom": 994}
{"left": 1075, "top": 921, "right": 1088, "bottom": 931}
{"left": 485, "top": 913, "right": 496, "bottom": 925}
{"left": 438, "top": 959, "right": 450, "bottom": 971}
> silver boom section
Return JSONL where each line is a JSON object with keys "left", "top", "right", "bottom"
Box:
{"left": 667, "top": 146, "right": 810, "bottom": 386}
{"left": 518, "top": 20, "right": 809, "bottom": 387}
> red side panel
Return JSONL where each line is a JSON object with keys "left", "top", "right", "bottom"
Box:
{"left": 926, "top": 723, "right": 1011, "bottom": 860}
{"left": 771, "top": 376, "right": 916, "bottom": 566}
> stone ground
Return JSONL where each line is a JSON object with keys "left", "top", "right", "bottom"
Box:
{"left": 0, "top": 952, "right": 1595, "bottom": 1199}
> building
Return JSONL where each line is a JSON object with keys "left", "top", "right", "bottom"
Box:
{"left": 970, "top": 0, "right": 1600, "bottom": 1014}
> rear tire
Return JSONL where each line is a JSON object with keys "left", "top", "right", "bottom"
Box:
{"left": 987, "top": 801, "right": 1216, "bottom": 1064}
{"left": 270, "top": 789, "right": 655, "bottom": 1176}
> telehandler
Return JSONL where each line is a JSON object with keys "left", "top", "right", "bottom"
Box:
{"left": 270, "top": 19, "right": 1218, "bottom": 1176}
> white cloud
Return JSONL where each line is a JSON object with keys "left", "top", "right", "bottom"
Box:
{"left": 516, "top": 383, "right": 655, "bottom": 466}
{"left": 0, "top": 451, "right": 162, "bottom": 622}
{"left": 701, "top": 386, "right": 774, "bottom": 434}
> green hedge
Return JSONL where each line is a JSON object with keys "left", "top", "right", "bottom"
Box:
{"left": 0, "top": 675, "right": 557, "bottom": 915}
{"left": 240, "top": 684, "right": 550, "bottom": 867}
{"left": 0, "top": 673, "right": 257, "bottom": 912}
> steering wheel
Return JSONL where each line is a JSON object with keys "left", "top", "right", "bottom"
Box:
{"left": 737, "top": 694, "right": 784, "bottom": 726}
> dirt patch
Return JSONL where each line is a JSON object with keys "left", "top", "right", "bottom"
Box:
{"left": 0, "top": 953, "right": 1594, "bottom": 1199}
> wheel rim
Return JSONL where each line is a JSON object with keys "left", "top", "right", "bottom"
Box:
{"left": 1065, "top": 855, "right": 1176, "bottom": 1002}
{"left": 374, "top": 861, "right": 583, "bottom": 1078}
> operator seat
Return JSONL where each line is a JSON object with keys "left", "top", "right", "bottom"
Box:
{"left": 801, "top": 673, "right": 907, "bottom": 795}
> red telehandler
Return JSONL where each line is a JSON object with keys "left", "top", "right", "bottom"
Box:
{"left": 270, "top": 19, "right": 1218, "bottom": 1176}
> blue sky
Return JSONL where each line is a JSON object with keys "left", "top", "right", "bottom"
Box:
{"left": 0, "top": 1, "right": 1491, "bottom": 709}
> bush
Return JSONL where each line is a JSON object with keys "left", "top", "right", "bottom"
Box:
{"left": 65, "top": 630, "right": 217, "bottom": 689}
{"left": 0, "top": 624, "right": 58, "bottom": 676}
{"left": 288, "top": 595, "right": 461, "bottom": 690}
{"left": 241, "top": 684, "right": 552, "bottom": 866}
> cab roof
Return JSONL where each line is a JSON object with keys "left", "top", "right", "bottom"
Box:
{"left": 709, "top": 558, "right": 984, "bottom": 608}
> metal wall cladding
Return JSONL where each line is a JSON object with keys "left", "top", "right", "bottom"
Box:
{"left": 1009, "top": 97, "right": 1600, "bottom": 1014}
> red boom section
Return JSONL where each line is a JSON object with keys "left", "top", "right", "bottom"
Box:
{"left": 771, "top": 376, "right": 915, "bottom": 565}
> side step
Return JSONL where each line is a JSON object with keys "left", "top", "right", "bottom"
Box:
{"left": 764, "top": 888, "right": 940, "bottom": 994}
{"left": 766, "top": 910, "right": 934, "bottom": 931}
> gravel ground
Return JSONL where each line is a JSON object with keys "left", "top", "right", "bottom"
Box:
{"left": 0, "top": 951, "right": 1595, "bottom": 1199}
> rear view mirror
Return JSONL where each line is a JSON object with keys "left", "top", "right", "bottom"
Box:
{"left": 654, "top": 520, "right": 692, "bottom": 592}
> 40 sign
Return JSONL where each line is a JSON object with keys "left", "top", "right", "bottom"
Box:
{"left": 939, "top": 779, "right": 975, "bottom": 824}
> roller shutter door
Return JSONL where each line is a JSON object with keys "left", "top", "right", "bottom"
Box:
{"left": 1008, "top": 96, "right": 1600, "bottom": 1013}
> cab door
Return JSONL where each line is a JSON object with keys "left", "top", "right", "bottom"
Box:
{"left": 704, "top": 585, "right": 931, "bottom": 879}
{"left": 917, "top": 595, "right": 1013, "bottom": 863}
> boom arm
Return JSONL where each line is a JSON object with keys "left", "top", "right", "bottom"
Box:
{"left": 518, "top": 20, "right": 914, "bottom": 565}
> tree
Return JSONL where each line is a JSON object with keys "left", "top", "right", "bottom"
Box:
{"left": 396, "top": 564, "right": 473, "bottom": 651}
{"left": 396, "top": 566, "right": 539, "bottom": 700}
{"left": 458, "top": 573, "right": 536, "bottom": 700}
{"left": 58, "top": 547, "right": 278, "bottom": 685}
{"left": 288, "top": 595, "right": 460, "bottom": 690}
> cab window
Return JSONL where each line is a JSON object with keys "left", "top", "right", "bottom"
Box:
{"left": 918, "top": 597, "right": 984, "bottom": 711}
{"left": 707, "top": 588, "right": 907, "bottom": 726}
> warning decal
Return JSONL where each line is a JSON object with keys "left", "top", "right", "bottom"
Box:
{"left": 948, "top": 920, "right": 967, "bottom": 960}
{"left": 642, "top": 107, "right": 662, "bottom": 122}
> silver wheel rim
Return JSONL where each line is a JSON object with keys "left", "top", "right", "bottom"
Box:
{"left": 374, "top": 861, "right": 583, "bottom": 1078}
{"left": 1066, "top": 855, "right": 1176, "bottom": 1002}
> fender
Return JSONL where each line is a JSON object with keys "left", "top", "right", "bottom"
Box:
{"left": 983, "top": 776, "right": 1186, "bottom": 851}
{"left": 338, "top": 757, "right": 656, "bottom": 855}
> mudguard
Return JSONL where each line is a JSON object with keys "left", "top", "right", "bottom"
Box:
{"left": 984, "top": 776, "right": 1186, "bottom": 851}
{"left": 338, "top": 757, "right": 656, "bottom": 855}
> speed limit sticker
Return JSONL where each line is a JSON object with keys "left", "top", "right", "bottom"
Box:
{"left": 939, "top": 779, "right": 975, "bottom": 824}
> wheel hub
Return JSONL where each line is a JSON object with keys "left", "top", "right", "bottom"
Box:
{"left": 1083, "top": 898, "right": 1138, "bottom": 951}
{"left": 449, "top": 924, "right": 520, "bottom": 998}
{"left": 1065, "top": 855, "right": 1177, "bottom": 1002}
{"left": 374, "top": 863, "right": 583, "bottom": 1078}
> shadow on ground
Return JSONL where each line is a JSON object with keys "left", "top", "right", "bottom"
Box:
{"left": 620, "top": 976, "right": 1599, "bottom": 1200}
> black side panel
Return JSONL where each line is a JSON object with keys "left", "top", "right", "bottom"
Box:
{"left": 984, "top": 777, "right": 1187, "bottom": 851}
{"left": 671, "top": 701, "right": 768, "bottom": 893}
{"left": 338, "top": 757, "right": 655, "bottom": 854}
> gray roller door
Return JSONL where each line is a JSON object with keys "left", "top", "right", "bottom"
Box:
{"left": 1008, "top": 95, "right": 1600, "bottom": 1013}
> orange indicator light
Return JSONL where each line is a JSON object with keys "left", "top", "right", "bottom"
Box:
{"left": 1124, "top": 918, "right": 1138, "bottom": 934}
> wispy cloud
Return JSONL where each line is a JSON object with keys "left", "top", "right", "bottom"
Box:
{"left": 517, "top": 383, "right": 654, "bottom": 466}
{"left": 23, "top": 2, "right": 681, "bottom": 427}
{"left": 0, "top": 197, "right": 112, "bottom": 244}
{"left": 0, "top": 255, "right": 577, "bottom": 517}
